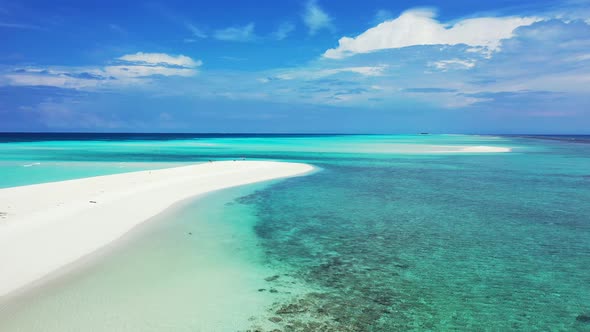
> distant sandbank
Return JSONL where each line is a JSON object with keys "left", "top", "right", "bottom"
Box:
{"left": 0, "top": 160, "right": 313, "bottom": 297}
{"left": 432, "top": 145, "right": 511, "bottom": 153}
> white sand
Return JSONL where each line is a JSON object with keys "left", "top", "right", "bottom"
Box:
{"left": 0, "top": 160, "right": 313, "bottom": 297}
{"left": 431, "top": 145, "right": 512, "bottom": 153}
{"left": 454, "top": 146, "right": 511, "bottom": 153}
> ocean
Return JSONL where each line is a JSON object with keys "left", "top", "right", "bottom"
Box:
{"left": 0, "top": 134, "right": 589, "bottom": 331}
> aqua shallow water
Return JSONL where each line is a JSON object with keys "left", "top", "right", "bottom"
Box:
{"left": 0, "top": 134, "right": 589, "bottom": 331}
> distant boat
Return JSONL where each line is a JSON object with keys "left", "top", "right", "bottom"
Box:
{"left": 420, "top": 132, "right": 429, "bottom": 135}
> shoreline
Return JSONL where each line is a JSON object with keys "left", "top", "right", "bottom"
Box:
{"left": 0, "top": 183, "right": 302, "bottom": 331}
{"left": 0, "top": 160, "right": 314, "bottom": 297}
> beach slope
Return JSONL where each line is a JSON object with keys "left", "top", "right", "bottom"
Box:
{"left": 0, "top": 160, "right": 313, "bottom": 297}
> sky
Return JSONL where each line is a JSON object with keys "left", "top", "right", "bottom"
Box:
{"left": 1, "top": 0, "right": 590, "bottom": 133}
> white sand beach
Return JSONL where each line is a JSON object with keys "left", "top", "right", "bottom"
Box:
{"left": 0, "top": 160, "right": 313, "bottom": 297}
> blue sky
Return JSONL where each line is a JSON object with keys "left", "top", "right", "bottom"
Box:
{"left": 1, "top": 0, "right": 589, "bottom": 133}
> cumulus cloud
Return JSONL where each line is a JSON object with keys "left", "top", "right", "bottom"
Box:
{"left": 323, "top": 9, "right": 540, "bottom": 59}
{"left": 237, "top": 19, "right": 590, "bottom": 109}
{"left": 214, "top": 23, "right": 256, "bottom": 42}
{"left": 303, "top": 0, "right": 333, "bottom": 35}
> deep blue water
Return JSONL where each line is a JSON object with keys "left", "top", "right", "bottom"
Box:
{"left": 0, "top": 132, "right": 348, "bottom": 143}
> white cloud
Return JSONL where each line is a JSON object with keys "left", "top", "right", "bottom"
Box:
{"left": 303, "top": 0, "right": 333, "bottom": 35}
{"left": 214, "top": 23, "right": 256, "bottom": 42}
{"left": 118, "top": 52, "right": 201, "bottom": 68}
{"left": 429, "top": 59, "right": 476, "bottom": 71}
{"left": 3, "top": 52, "right": 202, "bottom": 89}
{"left": 103, "top": 65, "right": 197, "bottom": 78}
{"left": 323, "top": 9, "right": 540, "bottom": 59}
{"left": 4, "top": 73, "right": 103, "bottom": 89}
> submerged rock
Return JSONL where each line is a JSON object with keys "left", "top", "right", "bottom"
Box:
{"left": 577, "top": 314, "right": 590, "bottom": 323}
{"left": 265, "top": 275, "right": 280, "bottom": 282}
{"left": 394, "top": 263, "right": 410, "bottom": 269}
{"left": 372, "top": 295, "right": 393, "bottom": 306}
{"left": 276, "top": 303, "right": 308, "bottom": 315}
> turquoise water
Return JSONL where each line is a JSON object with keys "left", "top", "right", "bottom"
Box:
{"left": 0, "top": 134, "right": 512, "bottom": 188}
{"left": 0, "top": 134, "right": 589, "bottom": 331}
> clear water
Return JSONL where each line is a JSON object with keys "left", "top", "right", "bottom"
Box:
{"left": 0, "top": 134, "right": 589, "bottom": 331}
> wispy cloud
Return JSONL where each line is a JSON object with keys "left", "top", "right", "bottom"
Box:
{"left": 189, "top": 21, "right": 292, "bottom": 42}
{"left": 185, "top": 22, "right": 207, "bottom": 38}
{"left": 323, "top": 9, "right": 540, "bottom": 59}
{"left": 3, "top": 52, "right": 202, "bottom": 89}
{"left": 429, "top": 59, "right": 476, "bottom": 71}
{"left": 272, "top": 22, "right": 295, "bottom": 40}
{"left": 214, "top": 23, "right": 256, "bottom": 42}
{"left": 269, "top": 65, "right": 388, "bottom": 81}
{"left": 102, "top": 65, "right": 197, "bottom": 79}
{"left": 404, "top": 87, "right": 458, "bottom": 93}
{"left": 302, "top": 0, "right": 333, "bottom": 35}
{"left": 220, "top": 56, "right": 246, "bottom": 61}
{"left": 373, "top": 9, "right": 393, "bottom": 24}
{"left": 0, "top": 21, "right": 42, "bottom": 30}
{"left": 4, "top": 69, "right": 108, "bottom": 89}
{"left": 108, "top": 24, "right": 127, "bottom": 35}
